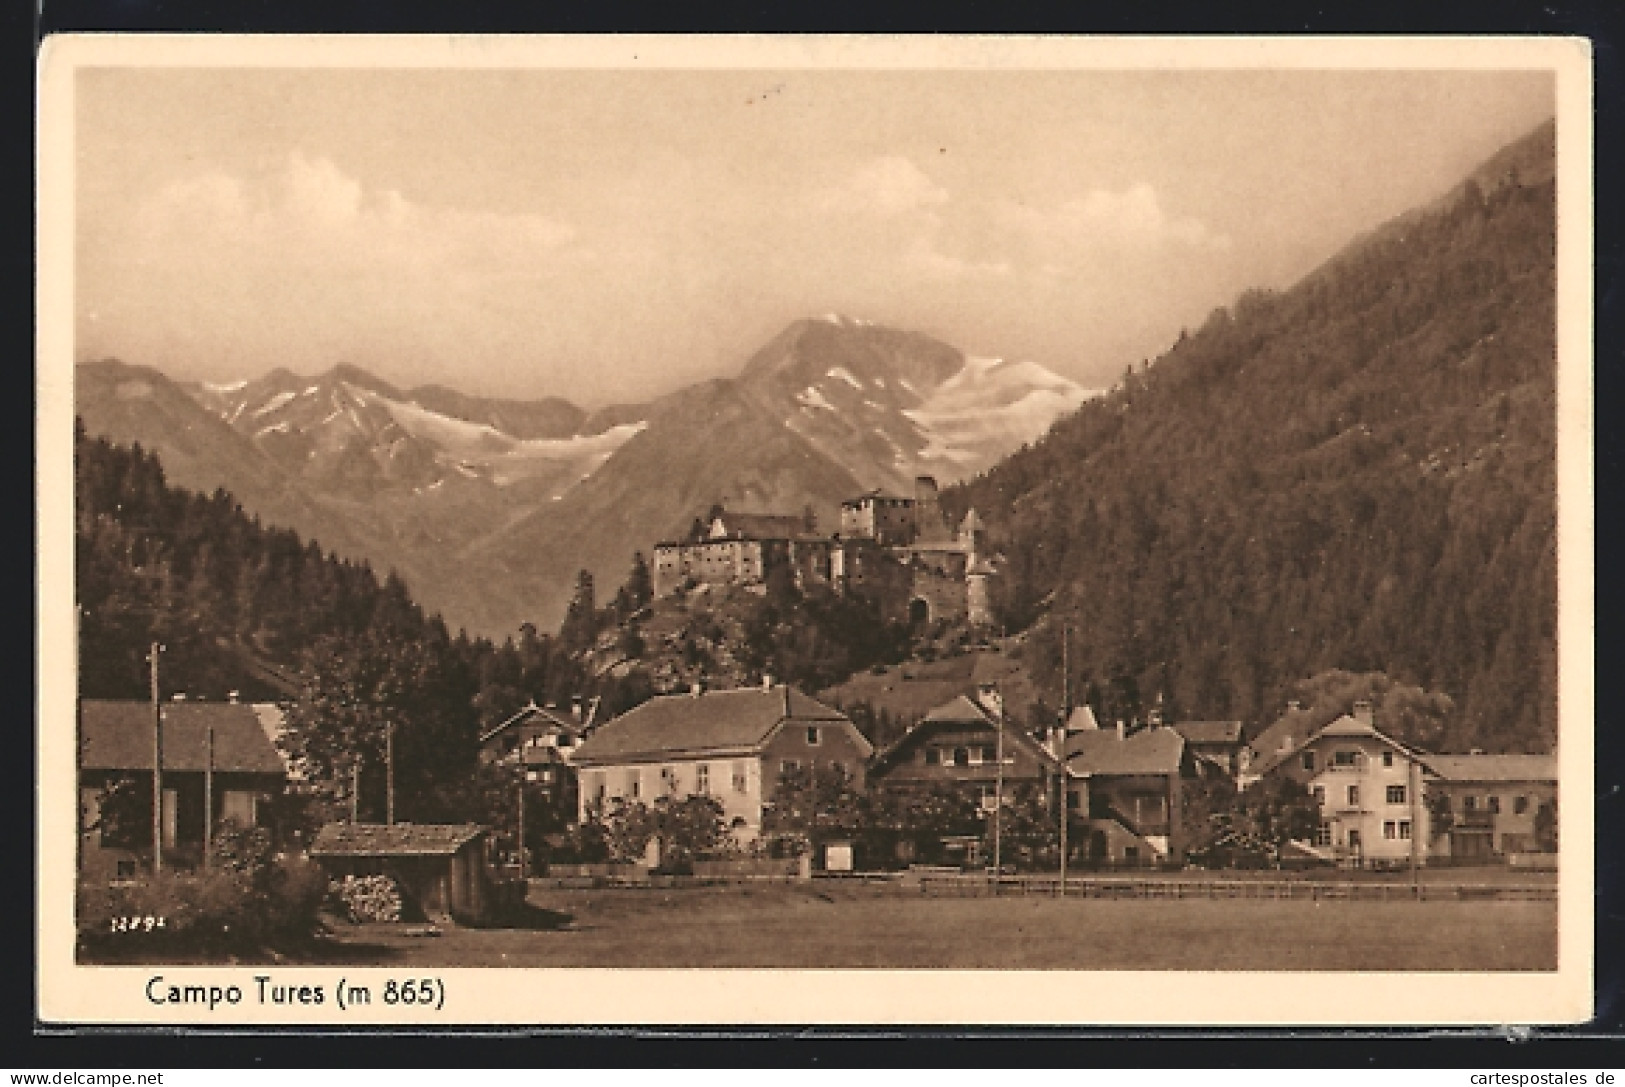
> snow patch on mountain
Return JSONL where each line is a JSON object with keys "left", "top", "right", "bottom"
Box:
{"left": 827, "top": 366, "right": 863, "bottom": 390}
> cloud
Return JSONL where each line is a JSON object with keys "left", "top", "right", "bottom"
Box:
{"left": 134, "top": 151, "right": 577, "bottom": 275}
{"left": 817, "top": 156, "right": 949, "bottom": 216}
{"left": 994, "top": 183, "right": 1229, "bottom": 254}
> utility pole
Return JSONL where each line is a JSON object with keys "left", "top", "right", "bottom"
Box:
{"left": 385, "top": 720, "right": 396, "bottom": 826}
{"left": 350, "top": 759, "right": 361, "bottom": 824}
{"left": 148, "top": 642, "right": 163, "bottom": 874}
{"left": 203, "top": 722, "right": 215, "bottom": 868}
{"left": 993, "top": 688, "right": 1005, "bottom": 889}
{"left": 517, "top": 775, "right": 527, "bottom": 882}
{"left": 1059, "top": 626, "right": 1070, "bottom": 897}
{"left": 1409, "top": 752, "right": 1421, "bottom": 894}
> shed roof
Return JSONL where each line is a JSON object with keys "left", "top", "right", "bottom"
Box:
{"left": 1172, "top": 720, "right": 1244, "bottom": 745}
{"left": 571, "top": 685, "right": 856, "bottom": 766}
{"left": 79, "top": 700, "right": 288, "bottom": 775}
{"left": 309, "top": 822, "right": 486, "bottom": 857}
{"left": 1422, "top": 754, "right": 1557, "bottom": 783}
{"left": 1065, "top": 727, "right": 1184, "bottom": 777}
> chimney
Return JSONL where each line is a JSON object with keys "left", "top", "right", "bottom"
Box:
{"left": 1352, "top": 699, "right": 1374, "bottom": 726}
{"left": 690, "top": 681, "right": 703, "bottom": 698}
{"left": 571, "top": 695, "right": 583, "bottom": 722}
{"left": 227, "top": 690, "right": 240, "bottom": 704}
{"left": 1115, "top": 719, "right": 1125, "bottom": 740}
{"left": 1286, "top": 700, "right": 1302, "bottom": 715}
{"left": 762, "top": 674, "right": 774, "bottom": 691}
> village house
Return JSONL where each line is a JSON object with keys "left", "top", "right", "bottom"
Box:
{"left": 1058, "top": 709, "right": 1193, "bottom": 865}
{"left": 865, "top": 687, "right": 1061, "bottom": 867}
{"left": 1246, "top": 701, "right": 1433, "bottom": 868}
{"left": 1421, "top": 753, "right": 1557, "bottom": 861}
{"left": 568, "top": 682, "right": 872, "bottom": 842}
{"left": 477, "top": 697, "right": 599, "bottom": 806}
{"left": 309, "top": 822, "right": 497, "bottom": 924}
{"left": 78, "top": 698, "right": 290, "bottom": 880}
{"left": 868, "top": 688, "right": 1061, "bottom": 808}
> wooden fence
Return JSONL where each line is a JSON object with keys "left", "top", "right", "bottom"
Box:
{"left": 915, "top": 874, "right": 1557, "bottom": 902}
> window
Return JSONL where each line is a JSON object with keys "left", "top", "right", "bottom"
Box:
{"left": 781, "top": 759, "right": 801, "bottom": 776}
{"left": 925, "top": 748, "right": 941, "bottom": 765}
{"left": 660, "top": 765, "right": 677, "bottom": 793}
{"left": 1315, "top": 822, "right": 1332, "bottom": 847}
{"left": 696, "top": 763, "right": 710, "bottom": 795}
{"left": 1488, "top": 795, "right": 1501, "bottom": 814}
{"left": 1302, "top": 752, "right": 1315, "bottom": 772}
{"left": 1397, "top": 821, "right": 1412, "bottom": 840}
{"left": 628, "top": 770, "right": 641, "bottom": 800}
{"left": 953, "top": 747, "right": 969, "bottom": 767}
{"left": 1066, "top": 789, "right": 1080, "bottom": 810}
{"left": 967, "top": 746, "right": 984, "bottom": 766}
{"left": 590, "top": 772, "right": 607, "bottom": 803}
{"left": 806, "top": 726, "right": 821, "bottom": 746}
{"left": 1333, "top": 750, "right": 1359, "bottom": 767}
{"left": 1384, "top": 821, "right": 1397, "bottom": 840}
{"left": 1312, "top": 785, "right": 1326, "bottom": 805}
{"left": 1387, "top": 785, "right": 1407, "bottom": 805}
{"left": 1514, "top": 795, "right": 1529, "bottom": 815}
{"left": 980, "top": 745, "right": 997, "bottom": 763}
{"left": 732, "top": 761, "right": 749, "bottom": 793}
{"left": 1463, "top": 795, "right": 1478, "bottom": 811}
{"left": 1382, "top": 750, "right": 1394, "bottom": 768}
{"left": 978, "top": 784, "right": 996, "bottom": 810}
{"left": 1346, "top": 785, "right": 1360, "bottom": 807}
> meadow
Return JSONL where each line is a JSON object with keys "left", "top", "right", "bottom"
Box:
{"left": 317, "top": 880, "right": 1557, "bottom": 971}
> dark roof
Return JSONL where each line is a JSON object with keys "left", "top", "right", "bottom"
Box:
{"left": 309, "top": 822, "right": 486, "bottom": 857}
{"left": 712, "top": 513, "right": 807, "bottom": 540}
{"left": 1065, "top": 727, "right": 1184, "bottom": 777}
{"left": 1422, "top": 754, "right": 1557, "bottom": 783}
{"left": 870, "top": 694, "right": 1059, "bottom": 775}
{"left": 842, "top": 489, "right": 912, "bottom": 507}
{"left": 478, "top": 701, "right": 582, "bottom": 746}
{"left": 571, "top": 685, "right": 858, "bottom": 766}
{"left": 80, "top": 700, "right": 287, "bottom": 775}
{"left": 1173, "top": 720, "right": 1244, "bottom": 745}
{"left": 1250, "top": 714, "right": 1430, "bottom": 779}
{"left": 1244, "top": 707, "right": 1320, "bottom": 774}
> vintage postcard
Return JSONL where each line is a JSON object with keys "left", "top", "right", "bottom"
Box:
{"left": 37, "top": 34, "right": 1595, "bottom": 1025}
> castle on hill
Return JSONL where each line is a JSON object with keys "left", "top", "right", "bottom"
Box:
{"left": 651, "top": 476, "right": 996, "bottom": 626}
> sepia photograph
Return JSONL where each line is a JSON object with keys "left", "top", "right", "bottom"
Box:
{"left": 36, "top": 35, "right": 1594, "bottom": 1024}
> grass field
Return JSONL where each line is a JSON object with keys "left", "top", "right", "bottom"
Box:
{"left": 315, "top": 880, "right": 1557, "bottom": 971}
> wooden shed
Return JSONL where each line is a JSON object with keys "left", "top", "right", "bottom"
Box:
{"left": 309, "top": 823, "right": 493, "bottom": 924}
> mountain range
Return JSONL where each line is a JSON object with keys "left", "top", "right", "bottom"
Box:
{"left": 76, "top": 318, "right": 1095, "bottom": 635}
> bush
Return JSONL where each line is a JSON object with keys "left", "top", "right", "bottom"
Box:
{"left": 330, "top": 873, "right": 403, "bottom": 923}
{"left": 77, "top": 852, "right": 328, "bottom": 957}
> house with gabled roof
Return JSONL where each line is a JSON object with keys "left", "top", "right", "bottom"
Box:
{"left": 1421, "top": 753, "right": 1557, "bottom": 860}
{"left": 868, "top": 689, "right": 1061, "bottom": 809}
{"left": 1248, "top": 701, "right": 1436, "bottom": 868}
{"left": 78, "top": 698, "right": 291, "bottom": 878}
{"left": 569, "top": 682, "right": 871, "bottom": 840}
{"left": 1062, "top": 721, "right": 1192, "bottom": 865}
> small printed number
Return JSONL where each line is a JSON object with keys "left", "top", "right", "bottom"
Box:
{"left": 110, "top": 915, "right": 166, "bottom": 933}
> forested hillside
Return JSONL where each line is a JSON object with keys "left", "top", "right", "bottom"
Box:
{"left": 947, "top": 122, "right": 1556, "bottom": 755}
{"left": 74, "top": 421, "right": 659, "bottom": 821}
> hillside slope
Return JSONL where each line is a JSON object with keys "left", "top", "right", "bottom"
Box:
{"left": 949, "top": 121, "right": 1557, "bottom": 754}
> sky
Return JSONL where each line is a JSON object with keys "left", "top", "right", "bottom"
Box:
{"left": 74, "top": 65, "right": 1555, "bottom": 406}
